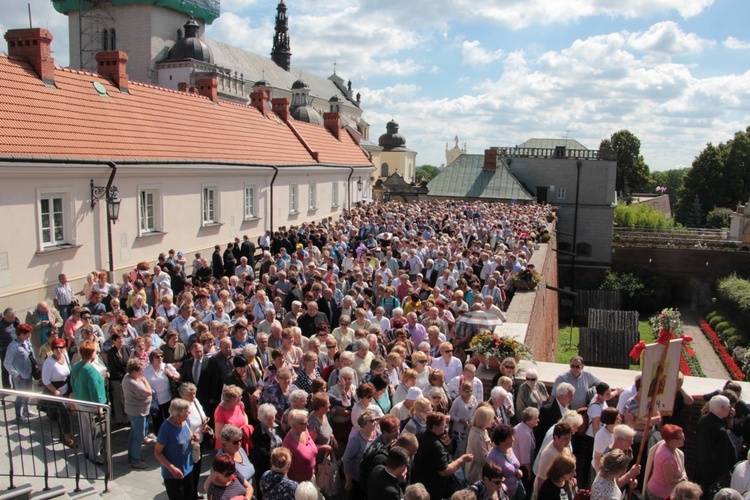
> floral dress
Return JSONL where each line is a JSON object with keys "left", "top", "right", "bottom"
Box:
{"left": 260, "top": 470, "right": 298, "bottom": 500}
{"left": 259, "top": 382, "right": 299, "bottom": 417}
{"left": 295, "top": 367, "right": 319, "bottom": 394}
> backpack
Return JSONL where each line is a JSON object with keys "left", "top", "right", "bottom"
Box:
{"left": 359, "top": 441, "right": 389, "bottom": 496}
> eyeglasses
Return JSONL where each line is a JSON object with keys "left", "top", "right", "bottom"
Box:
{"left": 230, "top": 440, "right": 242, "bottom": 445}
{"left": 491, "top": 479, "right": 503, "bottom": 485}
{"left": 503, "top": 365, "right": 515, "bottom": 369}
{"left": 278, "top": 377, "right": 291, "bottom": 381}
{"left": 154, "top": 355, "right": 163, "bottom": 358}
{"left": 81, "top": 316, "right": 91, "bottom": 320}
{"left": 570, "top": 365, "right": 582, "bottom": 369}
{"left": 220, "top": 471, "right": 234, "bottom": 478}
{"left": 526, "top": 378, "right": 537, "bottom": 382}
{"left": 430, "top": 395, "right": 442, "bottom": 400}
{"left": 417, "top": 360, "right": 427, "bottom": 364}
{"left": 441, "top": 350, "right": 452, "bottom": 354}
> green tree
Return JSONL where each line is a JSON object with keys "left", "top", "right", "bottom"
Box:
{"left": 675, "top": 126, "right": 750, "bottom": 225}
{"left": 600, "top": 130, "right": 652, "bottom": 198}
{"left": 706, "top": 207, "right": 733, "bottom": 228}
{"left": 415, "top": 164, "right": 440, "bottom": 183}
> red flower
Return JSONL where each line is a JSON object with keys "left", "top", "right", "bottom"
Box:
{"left": 696, "top": 314, "right": 745, "bottom": 381}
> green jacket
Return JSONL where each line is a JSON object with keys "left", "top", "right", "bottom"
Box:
{"left": 70, "top": 361, "right": 107, "bottom": 404}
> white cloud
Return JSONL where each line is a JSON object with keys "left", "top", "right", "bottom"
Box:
{"left": 724, "top": 36, "right": 750, "bottom": 50}
{"left": 206, "top": 12, "right": 271, "bottom": 53}
{"left": 461, "top": 40, "right": 504, "bottom": 66}
{"left": 627, "top": 21, "right": 714, "bottom": 55}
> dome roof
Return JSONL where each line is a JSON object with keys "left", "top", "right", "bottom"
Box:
{"left": 292, "top": 106, "right": 324, "bottom": 125}
{"left": 291, "top": 79, "right": 309, "bottom": 90}
{"left": 167, "top": 19, "right": 214, "bottom": 63}
{"left": 378, "top": 120, "right": 406, "bottom": 149}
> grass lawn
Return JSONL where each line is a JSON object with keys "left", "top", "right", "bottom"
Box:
{"left": 556, "top": 319, "right": 654, "bottom": 370}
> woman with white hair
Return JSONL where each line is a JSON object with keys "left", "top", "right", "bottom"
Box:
{"left": 516, "top": 368, "right": 549, "bottom": 413}
{"left": 282, "top": 409, "right": 320, "bottom": 483}
{"left": 490, "top": 386, "right": 511, "bottom": 427}
{"left": 252, "top": 403, "right": 283, "bottom": 491}
{"left": 294, "top": 481, "right": 322, "bottom": 500}
{"left": 154, "top": 398, "right": 196, "bottom": 499}
{"left": 281, "top": 389, "right": 310, "bottom": 434}
{"left": 241, "top": 343, "right": 264, "bottom": 388}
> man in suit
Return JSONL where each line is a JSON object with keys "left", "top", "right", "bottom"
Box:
{"left": 367, "top": 446, "right": 411, "bottom": 500}
{"left": 535, "top": 381, "right": 575, "bottom": 458}
{"left": 240, "top": 235, "right": 256, "bottom": 269}
{"left": 212, "top": 244, "right": 224, "bottom": 280}
{"left": 205, "top": 338, "right": 234, "bottom": 416}
{"left": 179, "top": 342, "right": 212, "bottom": 412}
{"left": 316, "top": 288, "right": 339, "bottom": 327}
{"left": 25, "top": 301, "right": 63, "bottom": 355}
{"left": 297, "top": 302, "right": 329, "bottom": 338}
{"left": 695, "top": 395, "right": 736, "bottom": 499}
{"left": 422, "top": 259, "right": 439, "bottom": 288}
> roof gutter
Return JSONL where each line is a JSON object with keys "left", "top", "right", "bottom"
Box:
{"left": 269, "top": 165, "right": 279, "bottom": 232}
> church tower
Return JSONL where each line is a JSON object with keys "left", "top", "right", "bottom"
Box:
{"left": 271, "top": 0, "right": 292, "bottom": 71}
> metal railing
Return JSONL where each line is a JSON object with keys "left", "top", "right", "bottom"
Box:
{"left": 0, "top": 388, "right": 112, "bottom": 494}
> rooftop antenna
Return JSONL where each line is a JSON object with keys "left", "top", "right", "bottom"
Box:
{"left": 333, "top": 59, "right": 337, "bottom": 75}
{"left": 28, "top": 3, "right": 33, "bottom": 28}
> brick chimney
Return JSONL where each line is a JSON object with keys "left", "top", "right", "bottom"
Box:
{"left": 250, "top": 89, "right": 268, "bottom": 115}
{"left": 196, "top": 76, "right": 218, "bottom": 103}
{"left": 177, "top": 82, "right": 190, "bottom": 93}
{"left": 323, "top": 112, "right": 341, "bottom": 140}
{"left": 5, "top": 28, "right": 55, "bottom": 86}
{"left": 271, "top": 97, "right": 290, "bottom": 122}
{"left": 483, "top": 148, "right": 498, "bottom": 171}
{"left": 95, "top": 50, "right": 129, "bottom": 93}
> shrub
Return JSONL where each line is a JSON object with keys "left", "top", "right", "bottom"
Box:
{"left": 706, "top": 311, "right": 719, "bottom": 321}
{"left": 706, "top": 207, "right": 733, "bottom": 229}
{"left": 719, "top": 327, "right": 740, "bottom": 342}
{"left": 716, "top": 274, "right": 750, "bottom": 315}
{"left": 614, "top": 202, "right": 672, "bottom": 228}
{"left": 710, "top": 316, "right": 726, "bottom": 328}
{"left": 715, "top": 321, "right": 733, "bottom": 335}
{"left": 728, "top": 335, "right": 749, "bottom": 350}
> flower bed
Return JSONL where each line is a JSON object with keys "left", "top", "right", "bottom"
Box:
{"left": 697, "top": 315, "right": 745, "bottom": 380}
{"left": 681, "top": 346, "right": 705, "bottom": 377}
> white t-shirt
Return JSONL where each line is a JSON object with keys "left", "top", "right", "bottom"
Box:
{"left": 592, "top": 426, "right": 614, "bottom": 470}
{"left": 586, "top": 399, "right": 607, "bottom": 437}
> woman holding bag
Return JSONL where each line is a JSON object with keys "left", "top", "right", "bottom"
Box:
{"left": 122, "top": 358, "right": 153, "bottom": 469}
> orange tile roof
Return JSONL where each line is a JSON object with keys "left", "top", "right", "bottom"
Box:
{"left": 0, "top": 55, "right": 372, "bottom": 167}
{"left": 290, "top": 120, "right": 371, "bottom": 165}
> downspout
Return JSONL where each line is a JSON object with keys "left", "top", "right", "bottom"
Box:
{"left": 104, "top": 161, "right": 118, "bottom": 280}
{"left": 347, "top": 166, "right": 354, "bottom": 211}
{"left": 571, "top": 160, "right": 582, "bottom": 292}
{"left": 269, "top": 165, "right": 279, "bottom": 232}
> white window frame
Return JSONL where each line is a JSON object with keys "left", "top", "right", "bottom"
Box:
{"left": 244, "top": 184, "right": 257, "bottom": 220}
{"left": 332, "top": 181, "right": 339, "bottom": 207}
{"left": 289, "top": 184, "right": 298, "bottom": 214}
{"left": 202, "top": 185, "right": 219, "bottom": 225}
{"left": 137, "top": 185, "right": 163, "bottom": 236}
{"left": 37, "top": 187, "right": 74, "bottom": 250}
{"left": 308, "top": 183, "right": 317, "bottom": 210}
{"left": 556, "top": 187, "right": 567, "bottom": 200}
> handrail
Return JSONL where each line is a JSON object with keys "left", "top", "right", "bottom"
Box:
{"left": 0, "top": 388, "right": 113, "bottom": 493}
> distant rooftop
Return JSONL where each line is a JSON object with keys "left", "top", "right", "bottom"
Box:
{"left": 427, "top": 154, "right": 533, "bottom": 201}
{"left": 51, "top": 0, "right": 221, "bottom": 24}
{"left": 517, "top": 138, "right": 590, "bottom": 150}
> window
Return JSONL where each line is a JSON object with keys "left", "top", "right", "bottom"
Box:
{"left": 381, "top": 162, "right": 389, "bottom": 178}
{"left": 40, "top": 195, "right": 65, "bottom": 246}
{"left": 556, "top": 187, "right": 566, "bottom": 200}
{"left": 138, "top": 187, "right": 162, "bottom": 235}
{"left": 308, "top": 183, "right": 317, "bottom": 210}
{"left": 102, "top": 29, "right": 109, "bottom": 51}
{"left": 332, "top": 182, "right": 339, "bottom": 207}
{"left": 576, "top": 242, "right": 593, "bottom": 258}
{"left": 202, "top": 186, "right": 218, "bottom": 224}
{"left": 110, "top": 29, "right": 116, "bottom": 50}
{"left": 177, "top": 28, "right": 183, "bottom": 40}
{"left": 244, "top": 184, "right": 256, "bottom": 219}
{"left": 289, "top": 184, "right": 298, "bottom": 213}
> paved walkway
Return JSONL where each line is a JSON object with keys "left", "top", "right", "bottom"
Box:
{"left": 683, "top": 315, "right": 730, "bottom": 380}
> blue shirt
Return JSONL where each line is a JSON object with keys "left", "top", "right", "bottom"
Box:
{"left": 157, "top": 419, "right": 193, "bottom": 479}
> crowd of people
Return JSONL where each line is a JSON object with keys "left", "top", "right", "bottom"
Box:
{"left": 0, "top": 199, "right": 747, "bottom": 500}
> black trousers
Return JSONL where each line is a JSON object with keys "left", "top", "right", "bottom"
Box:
{"left": 164, "top": 467, "right": 197, "bottom": 500}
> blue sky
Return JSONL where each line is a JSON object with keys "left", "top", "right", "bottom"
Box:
{"left": 4, "top": 0, "right": 750, "bottom": 172}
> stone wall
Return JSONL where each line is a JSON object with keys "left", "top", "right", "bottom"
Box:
{"left": 504, "top": 235, "right": 559, "bottom": 362}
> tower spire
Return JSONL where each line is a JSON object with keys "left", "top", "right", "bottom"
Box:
{"left": 271, "top": 0, "right": 291, "bottom": 71}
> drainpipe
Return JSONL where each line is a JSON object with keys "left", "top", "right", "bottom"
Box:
{"left": 347, "top": 167, "right": 354, "bottom": 211}
{"left": 268, "top": 165, "right": 279, "bottom": 232}
{"left": 104, "top": 161, "right": 118, "bottom": 280}
{"left": 571, "top": 160, "right": 582, "bottom": 292}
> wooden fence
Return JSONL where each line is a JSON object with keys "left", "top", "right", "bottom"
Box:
{"left": 579, "top": 309, "right": 640, "bottom": 368}
{"left": 574, "top": 290, "right": 622, "bottom": 317}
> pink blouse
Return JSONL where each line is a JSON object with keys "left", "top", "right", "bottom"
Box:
{"left": 282, "top": 431, "right": 318, "bottom": 483}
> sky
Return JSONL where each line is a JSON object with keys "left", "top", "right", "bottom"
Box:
{"left": 3, "top": 0, "right": 750, "bottom": 172}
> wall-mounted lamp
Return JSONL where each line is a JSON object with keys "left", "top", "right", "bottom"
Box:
{"left": 357, "top": 178, "right": 363, "bottom": 192}
{"left": 90, "top": 179, "right": 121, "bottom": 223}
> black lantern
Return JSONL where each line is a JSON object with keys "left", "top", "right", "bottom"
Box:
{"left": 90, "top": 179, "right": 121, "bottom": 223}
{"left": 356, "top": 177, "right": 363, "bottom": 192}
